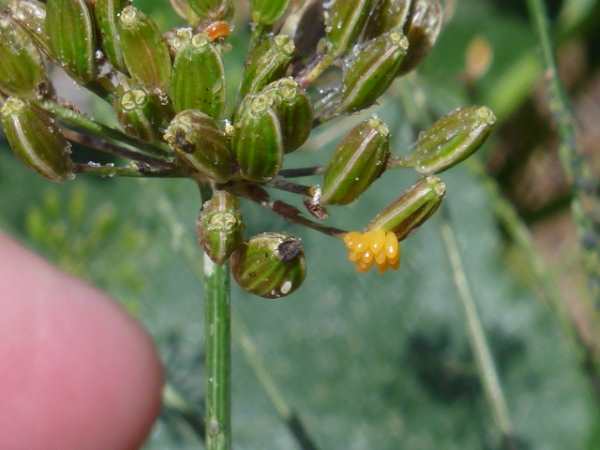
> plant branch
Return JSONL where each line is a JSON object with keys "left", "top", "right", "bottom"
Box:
{"left": 74, "top": 162, "right": 188, "bottom": 178}
{"left": 61, "top": 129, "right": 175, "bottom": 169}
{"left": 439, "top": 204, "right": 516, "bottom": 448}
{"left": 269, "top": 177, "right": 314, "bottom": 196}
{"left": 526, "top": 0, "right": 600, "bottom": 307}
{"left": 41, "top": 100, "right": 173, "bottom": 159}
{"left": 279, "top": 166, "right": 324, "bottom": 178}
{"left": 200, "top": 186, "right": 232, "bottom": 450}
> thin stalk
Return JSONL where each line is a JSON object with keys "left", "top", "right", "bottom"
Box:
{"left": 269, "top": 177, "right": 314, "bottom": 196}
{"left": 526, "top": 0, "right": 600, "bottom": 306}
{"left": 61, "top": 129, "right": 175, "bottom": 169}
{"left": 279, "top": 166, "right": 324, "bottom": 178}
{"left": 200, "top": 186, "right": 232, "bottom": 450}
{"left": 439, "top": 205, "right": 516, "bottom": 448}
{"left": 74, "top": 162, "right": 187, "bottom": 178}
{"left": 41, "top": 100, "right": 173, "bottom": 159}
{"left": 233, "top": 313, "right": 319, "bottom": 450}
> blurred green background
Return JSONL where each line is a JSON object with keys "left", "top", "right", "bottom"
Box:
{"left": 1, "top": 0, "right": 600, "bottom": 449}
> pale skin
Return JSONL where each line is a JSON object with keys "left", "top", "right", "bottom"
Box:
{"left": 0, "top": 233, "right": 163, "bottom": 450}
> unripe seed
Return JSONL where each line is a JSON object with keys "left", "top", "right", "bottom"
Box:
{"left": 164, "top": 109, "right": 234, "bottom": 183}
{"left": 338, "top": 30, "right": 409, "bottom": 114}
{"left": 231, "top": 232, "right": 306, "bottom": 299}
{"left": 233, "top": 94, "right": 284, "bottom": 183}
{"left": 1, "top": 97, "right": 73, "bottom": 182}
{"left": 198, "top": 190, "right": 244, "bottom": 264}
{"left": 0, "top": 14, "right": 47, "bottom": 99}
{"left": 119, "top": 5, "right": 172, "bottom": 90}
{"left": 46, "top": 0, "right": 97, "bottom": 83}
{"left": 398, "top": 0, "right": 443, "bottom": 75}
{"left": 323, "top": 0, "right": 375, "bottom": 59}
{"left": 405, "top": 106, "right": 496, "bottom": 174}
{"left": 7, "top": 0, "right": 50, "bottom": 55}
{"left": 115, "top": 88, "right": 174, "bottom": 142}
{"left": 364, "top": 0, "right": 412, "bottom": 40}
{"left": 240, "top": 34, "right": 295, "bottom": 97}
{"left": 250, "top": 0, "right": 290, "bottom": 26}
{"left": 321, "top": 117, "right": 390, "bottom": 205}
{"left": 187, "top": 0, "right": 234, "bottom": 23}
{"left": 94, "top": 0, "right": 130, "bottom": 73}
{"left": 263, "top": 78, "right": 313, "bottom": 153}
{"left": 367, "top": 176, "right": 446, "bottom": 240}
{"left": 170, "top": 33, "right": 225, "bottom": 118}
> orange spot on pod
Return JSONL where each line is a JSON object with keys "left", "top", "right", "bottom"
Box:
{"left": 206, "top": 21, "right": 231, "bottom": 41}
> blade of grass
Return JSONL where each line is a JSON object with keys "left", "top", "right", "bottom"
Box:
{"left": 526, "top": 0, "right": 600, "bottom": 307}
{"left": 439, "top": 204, "right": 516, "bottom": 449}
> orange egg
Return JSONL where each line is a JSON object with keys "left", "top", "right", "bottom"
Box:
{"left": 206, "top": 21, "right": 231, "bottom": 41}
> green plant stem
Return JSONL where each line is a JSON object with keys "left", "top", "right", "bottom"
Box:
{"left": 40, "top": 100, "right": 173, "bottom": 159}
{"left": 73, "top": 162, "right": 187, "bottom": 178}
{"left": 439, "top": 205, "right": 516, "bottom": 448}
{"left": 526, "top": 0, "right": 600, "bottom": 306}
{"left": 200, "top": 186, "right": 232, "bottom": 450}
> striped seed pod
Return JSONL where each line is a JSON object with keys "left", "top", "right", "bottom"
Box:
{"left": 262, "top": 78, "right": 313, "bottom": 153}
{"left": 164, "top": 27, "right": 193, "bottom": 58}
{"left": 198, "top": 190, "right": 244, "bottom": 264}
{"left": 7, "top": 0, "right": 50, "bottom": 55}
{"left": 363, "top": 0, "right": 412, "bottom": 40}
{"left": 231, "top": 232, "right": 306, "bottom": 299}
{"left": 94, "top": 0, "right": 130, "bottom": 73}
{"left": 187, "top": 0, "right": 234, "bottom": 22}
{"left": 1, "top": 97, "right": 73, "bottom": 182}
{"left": 0, "top": 14, "right": 47, "bottom": 99}
{"left": 115, "top": 88, "right": 173, "bottom": 142}
{"left": 164, "top": 109, "right": 234, "bottom": 183}
{"left": 321, "top": 117, "right": 390, "bottom": 205}
{"left": 404, "top": 106, "right": 496, "bottom": 174}
{"left": 250, "top": 0, "right": 290, "bottom": 26}
{"left": 398, "top": 0, "right": 443, "bottom": 75}
{"left": 119, "top": 5, "right": 172, "bottom": 90}
{"left": 367, "top": 175, "right": 446, "bottom": 240}
{"left": 322, "top": 0, "right": 375, "bottom": 59}
{"left": 240, "top": 34, "right": 295, "bottom": 98}
{"left": 233, "top": 94, "right": 284, "bottom": 183}
{"left": 170, "top": 33, "right": 225, "bottom": 118}
{"left": 46, "top": 0, "right": 96, "bottom": 83}
{"left": 338, "top": 30, "right": 409, "bottom": 114}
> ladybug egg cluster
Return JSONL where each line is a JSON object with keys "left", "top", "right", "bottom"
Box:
{"left": 343, "top": 230, "right": 400, "bottom": 273}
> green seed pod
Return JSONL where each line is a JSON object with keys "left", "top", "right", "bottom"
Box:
{"left": 364, "top": 0, "right": 412, "bottom": 40}
{"left": 263, "top": 78, "right": 313, "bottom": 153}
{"left": 1, "top": 97, "right": 73, "bottom": 182}
{"left": 8, "top": 0, "right": 50, "bottom": 55}
{"left": 405, "top": 106, "right": 496, "bottom": 174}
{"left": 169, "top": 0, "right": 200, "bottom": 25}
{"left": 46, "top": 0, "right": 97, "bottom": 83}
{"left": 338, "top": 30, "right": 409, "bottom": 114}
{"left": 250, "top": 0, "right": 290, "bottom": 26}
{"left": 0, "top": 15, "right": 47, "bottom": 98}
{"left": 321, "top": 117, "right": 390, "bottom": 205}
{"left": 170, "top": 33, "right": 225, "bottom": 118}
{"left": 398, "top": 0, "right": 442, "bottom": 75}
{"left": 231, "top": 232, "right": 306, "bottom": 299}
{"left": 164, "top": 27, "right": 193, "bottom": 58}
{"left": 323, "top": 0, "right": 375, "bottom": 59}
{"left": 115, "top": 88, "right": 173, "bottom": 142}
{"left": 118, "top": 5, "right": 172, "bottom": 90}
{"left": 94, "top": 0, "right": 130, "bottom": 73}
{"left": 233, "top": 94, "right": 284, "bottom": 183}
{"left": 198, "top": 191, "right": 244, "bottom": 264}
{"left": 164, "top": 109, "right": 234, "bottom": 182}
{"left": 240, "top": 34, "right": 295, "bottom": 98}
{"left": 187, "top": 0, "right": 234, "bottom": 22}
{"left": 367, "top": 176, "right": 445, "bottom": 240}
